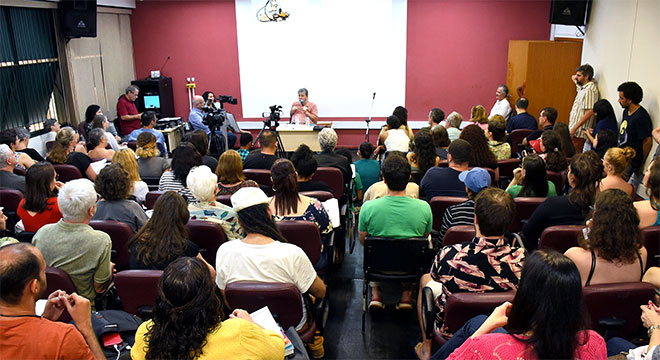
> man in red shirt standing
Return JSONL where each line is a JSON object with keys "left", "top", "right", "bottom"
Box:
{"left": 116, "top": 85, "right": 142, "bottom": 136}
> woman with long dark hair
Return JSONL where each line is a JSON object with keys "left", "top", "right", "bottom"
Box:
{"left": 565, "top": 189, "right": 646, "bottom": 286}
{"left": 522, "top": 152, "right": 604, "bottom": 250}
{"left": 635, "top": 158, "right": 660, "bottom": 228}
{"left": 407, "top": 131, "right": 439, "bottom": 184}
{"left": 130, "top": 257, "right": 284, "bottom": 360}
{"left": 552, "top": 122, "right": 576, "bottom": 159}
{"left": 158, "top": 143, "right": 203, "bottom": 203}
{"left": 426, "top": 251, "right": 605, "bottom": 359}
{"left": 585, "top": 99, "right": 619, "bottom": 151}
{"left": 459, "top": 124, "right": 498, "bottom": 170}
{"left": 185, "top": 130, "right": 218, "bottom": 171}
{"left": 127, "top": 191, "right": 213, "bottom": 275}
{"left": 17, "top": 162, "right": 63, "bottom": 232}
{"left": 505, "top": 154, "right": 556, "bottom": 198}
{"left": 537, "top": 130, "right": 568, "bottom": 172}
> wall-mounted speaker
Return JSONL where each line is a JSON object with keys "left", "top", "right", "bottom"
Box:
{"left": 60, "top": 0, "right": 97, "bottom": 38}
{"left": 549, "top": 0, "right": 591, "bottom": 26}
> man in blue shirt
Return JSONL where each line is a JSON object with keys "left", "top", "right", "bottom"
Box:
{"left": 127, "top": 111, "right": 167, "bottom": 155}
{"left": 188, "top": 95, "right": 208, "bottom": 134}
{"left": 506, "top": 97, "right": 537, "bottom": 134}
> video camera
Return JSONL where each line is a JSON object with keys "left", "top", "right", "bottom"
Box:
{"left": 201, "top": 95, "right": 238, "bottom": 131}
{"left": 262, "top": 105, "right": 282, "bottom": 130}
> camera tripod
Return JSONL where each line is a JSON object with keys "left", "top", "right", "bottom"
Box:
{"left": 253, "top": 121, "right": 286, "bottom": 158}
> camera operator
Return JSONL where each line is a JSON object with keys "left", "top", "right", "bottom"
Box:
{"left": 188, "top": 95, "right": 209, "bottom": 134}
{"left": 290, "top": 88, "right": 318, "bottom": 125}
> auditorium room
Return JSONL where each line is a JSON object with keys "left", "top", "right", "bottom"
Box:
{"left": 1, "top": 0, "right": 659, "bottom": 359}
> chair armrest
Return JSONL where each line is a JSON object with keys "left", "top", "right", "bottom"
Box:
{"left": 421, "top": 286, "right": 435, "bottom": 338}
{"left": 308, "top": 289, "right": 330, "bottom": 334}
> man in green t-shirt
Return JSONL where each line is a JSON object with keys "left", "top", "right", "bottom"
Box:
{"left": 359, "top": 154, "right": 432, "bottom": 312}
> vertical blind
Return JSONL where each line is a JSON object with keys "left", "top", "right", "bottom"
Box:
{"left": 0, "top": 6, "right": 59, "bottom": 131}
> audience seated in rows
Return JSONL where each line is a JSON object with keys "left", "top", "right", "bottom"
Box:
{"left": 136, "top": 132, "right": 170, "bottom": 179}
{"left": 522, "top": 107, "right": 557, "bottom": 147}
{"left": 128, "top": 191, "right": 214, "bottom": 276}
{"left": 215, "top": 187, "right": 327, "bottom": 334}
{"left": 237, "top": 132, "right": 252, "bottom": 162}
{"left": 489, "top": 85, "right": 512, "bottom": 119}
{"left": 91, "top": 113, "right": 123, "bottom": 151}
{"left": 408, "top": 131, "right": 440, "bottom": 185}
{"left": 131, "top": 256, "right": 284, "bottom": 360}
{"left": 186, "top": 165, "right": 242, "bottom": 240}
{"left": 215, "top": 150, "right": 258, "bottom": 195}
{"left": 584, "top": 99, "right": 619, "bottom": 152}
{"left": 158, "top": 143, "right": 202, "bottom": 203}
{"left": 92, "top": 163, "right": 148, "bottom": 232}
{"left": 565, "top": 189, "right": 646, "bottom": 286}
{"left": 635, "top": 158, "right": 660, "bottom": 228}
{"left": 243, "top": 130, "right": 278, "bottom": 170}
{"left": 354, "top": 142, "right": 380, "bottom": 192}
{"left": 470, "top": 105, "right": 490, "bottom": 130}
{"left": 420, "top": 108, "right": 445, "bottom": 134}
{"left": 416, "top": 187, "right": 526, "bottom": 358}
{"left": 505, "top": 154, "right": 557, "bottom": 198}
{"left": 0, "top": 243, "right": 105, "bottom": 359}
{"left": 522, "top": 152, "right": 603, "bottom": 250}
{"left": 14, "top": 128, "right": 44, "bottom": 162}
{"left": 315, "top": 128, "right": 352, "bottom": 185}
{"left": 0, "top": 144, "right": 26, "bottom": 194}
{"left": 291, "top": 144, "right": 334, "bottom": 195}
{"left": 86, "top": 128, "right": 114, "bottom": 161}
{"left": 421, "top": 139, "right": 471, "bottom": 200}
{"left": 535, "top": 130, "right": 568, "bottom": 173}
{"left": 186, "top": 130, "right": 218, "bottom": 172}
{"left": 439, "top": 167, "right": 490, "bottom": 240}
{"left": 17, "top": 162, "right": 63, "bottom": 232}
{"left": 430, "top": 125, "right": 450, "bottom": 161}
{"left": 0, "top": 129, "right": 35, "bottom": 169}
{"left": 379, "top": 115, "right": 411, "bottom": 153}
{"left": 359, "top": 155, "right": 432, "bottom": 311}
{"left": 600, "top": 147, "right": 636, "bottom": 196}
{"left": 32, "top": 179, "right": 112, "bottom": 310}
{"left": 126, "top": 111, "right": 166, "bottom": 155}
{"left": 113, "top": 148, "right": 148, "bottom": 203}
{"left": 444, "top": 112, "right": 462, "bottom": 142}
{"left": 423, "top": 251, "right": 605, "bottom": 360}
{"left": 48, "top": 127, "right": 96, "bottom": 180}
{"left": 506, "top": 97, "right": 537, "bottom": 133}
{"left": 485, "top": 115, "right": 511, "bottom": 160}
{"left": 460, "top": 124, "right": 498, "bottom": 171}
{"left": 270, "top": 159, "right": 333, "bottom": 269}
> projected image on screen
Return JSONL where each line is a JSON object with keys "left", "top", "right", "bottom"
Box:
{"left": 143, "top": 95, "right": 160, "bottom": 109}
{"left": 235, "top": 0, "right": 407, "bottom": 118}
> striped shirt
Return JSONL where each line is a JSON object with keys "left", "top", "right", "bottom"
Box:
{"left": 439, "top": 199, "right": 475, "bottom": 240}
{"left": 569, "top": 81, "right": 599, "bottom": 138}
{"left": 158, "top": 171, "right": 196, "bottom": 203}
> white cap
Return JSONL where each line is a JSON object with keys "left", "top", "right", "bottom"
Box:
{"left": 231, "top": 187, "right": 270, "bottom": 212}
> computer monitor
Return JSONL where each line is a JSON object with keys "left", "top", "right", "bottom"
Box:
{"left": 143, "top": 95, "right": 160, "bottom": 109}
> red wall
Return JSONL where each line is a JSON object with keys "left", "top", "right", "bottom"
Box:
{"left": 131, "top": 0, "right": 550, "bottom": 146}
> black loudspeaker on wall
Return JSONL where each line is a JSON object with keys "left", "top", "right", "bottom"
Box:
{"left": 549, "top": 0, "right": 592, "bottom": 26}
{"left": 60, "top": 0, "right": 97, "bottom": 38}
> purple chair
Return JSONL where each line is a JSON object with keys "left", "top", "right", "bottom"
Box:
{"left": 53, "top": 164, "right": 82, "bottom": 182}
{"left": 442, "top": 225, "right": 476, "bottom": 246}
{"left": 41, "top": 267, "right": 77, "bottom": 322}
{"left": 186, "top": 220, "right": 228, "bottom": 266}
{"left": 510, "top": 197, "right": 546, "bottom": 233}
{"left": 277, "top": 220, "right": 322, "bottom": 267}
{"left": 642, "top": 226, "right": 660, "bottom": 270}
{"left": 546, "top": 170, "right": 565, "bottom": 195}
{"left": 537, "top": 225, "right": 584, "bottom": 254}
{"left": 510, "top": 129, "right": 533, "bottom": 155}
{"left": 114, "top": 270, "right": 163, "bottom": 319}
{"left": 89, "top": 220, "right": 134, "bottom": 271}
{"left": 311, "top": 167, "right": 344, "bottom": 200}
{"left": 215, "top": 194, "right": 232, "bottom": 207}
{"left": 429, "top": 196, "right": 467, "bottom": 232}
{"left": 144, "top": 191, "right": 165, "bottom": 210}
{"left": 497, "top": 158, "right": 521, "bottom": 183}
{"left": 12, "top": 167, "right": 26, "bottom": 176}
{"left": 300, "top": 190, "right": 334, "bottom": 202}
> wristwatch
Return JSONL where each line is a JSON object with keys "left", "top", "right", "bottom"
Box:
{"left": 648, "top": 324, "right": 660, "bottom": 337}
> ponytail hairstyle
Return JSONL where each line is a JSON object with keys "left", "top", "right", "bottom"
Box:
{"left": 47, "top": 127, "right": 76, "bottom": 164}
{"left": 270, "top": 158, "right": 299, "bottom": 215}
{"left": 552, "top": 122, "right": 576, "bottom": 158}
{"left": 568, "top": 152, "right": 603, "bottom": 214}
{"left": 604, "top": 147, "right": 636, "bottom": 177}
{"left": 540, "top": 130, "right": 567, "bottom": 172}
{"left": 518, "top": 154, "right": 549, "bottom": 197}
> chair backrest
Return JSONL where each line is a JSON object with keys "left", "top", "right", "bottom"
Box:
{"left": 0, "top": 189, "right": 24, "bottom": 212}
{"left": 444, "top": 291, "right": 516, "bottom": 333}
{"left": 546, "top": 171, "right": 565, "bottom": 195}
{"left": 12, "top": 167, "right": 26, "bottom": 176}
{"left": 510, "top": 129, "right": 534, "bottom": 155}
{"left": 497, "top": 158, "right": 521, "bottom": 180}
{"left": 89, "top": 220, "right": 134, "bottom": 271}
{"left": 114, "top": 270, "right": 163, "bottom": 318}
{"left": 141, "top": 176, "right": 160, "bottom": 191}
{"left": 127, "top": 141, "right": 137, "bottom": 151}
{"left": 442, "top": 225, "right": 476, "bottom": 246}
{"left": 144, "top": 191, "right": 164, "bottom": 210}
{"left": 243, "top": 169, "right": 272, "bottom": 187}
{"left": 277, "top": 220, "right": 322, "bottom": 266}
{"left": 225, "top": 281, "right": 304, "bottom": 330}
{"left": 363, "top": 237, "right": 431, "bottom": 282}
{"left": 77, "top": 122, "right": 90, "bottom": 142}
{"left": 299, "top": 191, "right": 334, "bottom": 202}
{"left": 185, "top": 220, "right": 228, "bottom": 266}
{"left": 215, "top": 194, "right": 233, "bottom": 207}
{"left": 642, "top": 226, "right": 660, "bottom": 270}
{"left": 42, "top": 267, "right": 78, "bottom": 322}
{"left": 583, "top": 281, "right": 655, "bottom": 338}
{"left": 538, "top": 225, "right": 584, "bottom": 254}
{"left": 429, "top": 196, "right": 468, "bottom": 232}
{"left": 53, "top": 164, "right": 82, "bottom": 182}
{"left": 510, "top": 197, "right": 546, "bottom": 233}
{"left": 311, "top": 167, "right": 344, "bottom": 199}
{"left": 437, "top": 160, "right": 448, "bottom": 168}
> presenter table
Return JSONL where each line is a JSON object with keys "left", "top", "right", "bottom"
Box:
{"left": 157, "top": 124, "right": 183, "bottom": 156}
{"left": 276, "top": 124, "right": 321, "bottom": 152}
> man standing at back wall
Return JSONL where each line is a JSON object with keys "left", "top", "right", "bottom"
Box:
{"left": 568, "top": 64, "right": 599, "bottom": 152}
{"left": 117, "top": 85, "right": 143, "bottom": 136}
{"left": 290, "top": 88, "right": 318, "bottom": 125}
